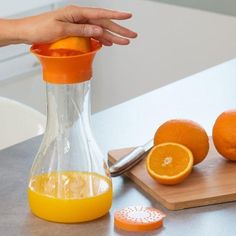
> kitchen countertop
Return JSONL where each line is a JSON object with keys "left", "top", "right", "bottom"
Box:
{"left": 1, "top": 58, "right": 236, "bottom": 235}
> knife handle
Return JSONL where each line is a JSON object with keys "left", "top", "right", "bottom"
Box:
{"left": 109, "top": 146, "right": 146, "bottom": 177}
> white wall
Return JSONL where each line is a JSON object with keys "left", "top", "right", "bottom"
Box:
{"left": 154, "top": 0, "right": 236, "bottom": 17}
{"left": 88, "top": 0, "right": 236, "bottom": 112}
{"left": 0, "top": 0, "right": 58, "bottom": 17}
{"left": 1, "top": 0, "right": 236, "bottom": 114}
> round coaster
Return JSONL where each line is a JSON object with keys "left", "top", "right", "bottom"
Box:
{"left": 114, "top": 205, "right": 166, "bottom": 232}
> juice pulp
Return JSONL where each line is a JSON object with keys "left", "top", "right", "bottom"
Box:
{"left": 28, "top": 171, "right": 112, "bottom": 223}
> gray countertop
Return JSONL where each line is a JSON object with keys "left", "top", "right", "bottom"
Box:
{"left": 2, "top": 136, "right": 236, "bottom": 236}
{"left": 2, "top": 58, "right": 236, "bottom": 235}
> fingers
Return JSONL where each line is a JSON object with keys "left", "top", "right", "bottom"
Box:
{"left": 73, "top": 6, "right": 132, "bottom": 20}
{"left": 90, "top": 19, "right": 137, "bottom": 39}
{"left": 96, "top": 37, "right": 113, "bottom": 46}
{"left": 62, "top": 22, "right": 103, "bottom": 38}
{"left": 91, "top": 19, "right": 138, "bottom": 46}
{"left": 98, "top": 30, "right": 130, "bottom": 45}
{"left": 57, "top": 5, "right": 137, "bottom": 46}
{"left": 63, "top": 22, "right": 129, "bottom": 46}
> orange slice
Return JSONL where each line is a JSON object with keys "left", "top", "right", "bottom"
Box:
{"left": 146, "top": 142, "right": 193, "bottom": 185}
{"left": 114, "top": 206, "right": 166, "bottom": 232}
{"left": 49, "top": 36, "right": 91, "bottom": 53}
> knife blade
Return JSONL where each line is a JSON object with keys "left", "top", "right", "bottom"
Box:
{"left": 109, "top": 139, "right": 153, "bottom": 177}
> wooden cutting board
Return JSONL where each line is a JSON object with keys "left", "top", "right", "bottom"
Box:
{"left": 108, "top": 139, "right": 236, "bottom": 210}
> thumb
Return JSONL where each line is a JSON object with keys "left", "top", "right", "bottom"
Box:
{"left": 63, "top": 23, "right": 103, "bottom": 38}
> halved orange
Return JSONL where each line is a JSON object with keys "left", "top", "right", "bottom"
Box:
{"left": 146, "top": 142, "right": 193, "bottom": 185}
{"left": 49, "top": 36, "right": 91, "bottom": 53}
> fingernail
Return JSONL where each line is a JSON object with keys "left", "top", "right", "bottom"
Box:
{"left": 132, "top": 32, "right": 138, "bottom": 38}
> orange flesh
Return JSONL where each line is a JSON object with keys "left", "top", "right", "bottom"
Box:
{"left": 149, "top": 144, "right": 191, "bottom": 176}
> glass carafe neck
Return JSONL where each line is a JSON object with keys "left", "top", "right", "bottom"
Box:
{"left": 46, "top": 81, "right": 91, "bottom": 130}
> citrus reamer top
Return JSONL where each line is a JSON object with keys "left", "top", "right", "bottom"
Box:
{"left": 31, "top": 37, "right": 101, "bottom": 84}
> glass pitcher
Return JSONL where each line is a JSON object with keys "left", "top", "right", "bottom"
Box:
{"left": 28, "top": 39, "right": 112, "bottom": 223}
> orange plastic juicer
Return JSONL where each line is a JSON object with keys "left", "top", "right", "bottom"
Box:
{"left": 28, "top": 39, "right": 112, "bottom": 223}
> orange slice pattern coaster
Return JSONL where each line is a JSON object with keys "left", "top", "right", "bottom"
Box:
{"left": 114, "top": 206, "right": 166, "bottom": 232}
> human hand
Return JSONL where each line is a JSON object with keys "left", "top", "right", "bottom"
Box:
{"left": 17, "top": 5, "right": 137, "bottom": 46}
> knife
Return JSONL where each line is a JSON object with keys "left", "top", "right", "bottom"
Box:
{"left": 109, "top": 139, "right": 153, "bottom": 177}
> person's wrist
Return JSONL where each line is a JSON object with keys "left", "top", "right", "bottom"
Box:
{"left": 0, "top": 18, "right": 29, "bottom": 45}
{"left": 13, "top": 18, "right": 31, "bottom": 44}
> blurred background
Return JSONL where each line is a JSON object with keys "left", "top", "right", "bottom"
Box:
{"left": 1, "top": 0, "right": 236, "bottom": 114}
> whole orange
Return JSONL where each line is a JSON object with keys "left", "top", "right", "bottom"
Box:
{"left": 154, "top": 119, "right": 209, "bottom": 165}
{"left": 212, "top": 110, "right": 236, "bottom": 161}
